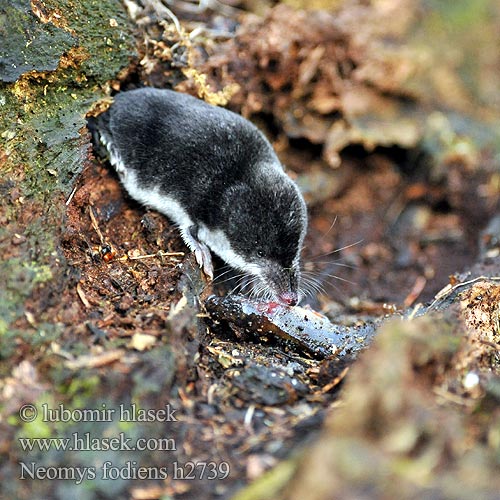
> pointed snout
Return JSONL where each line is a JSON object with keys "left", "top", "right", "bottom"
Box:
{"left": 278, "top": 291, "right": 299, "bottom": 306}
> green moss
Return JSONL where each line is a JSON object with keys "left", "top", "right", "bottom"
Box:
{"left": 426, "top": 0, "right": 492, "bottom": 32}
{"left": 63, "top": 375, "right": 101, "bottom": 398}
{"left": 18, "top": 414, "right": 53, "bottom": 440}
{"left": 49, "top": 0, "right": 135, "bottom": 81}
{"left": 24, "top": 262, "right": 53, "bottom": 284}
{"left": 0, "top": 325, "right": 61, "bottom": 364}
{"left": 0, "top": 0, "right": 76, "bottom": 82}
{"left": 411, "top": 0, "right": 500, "bottom": 116}
{"left": 1, "top": 0, "right": 135, "bottom": 196}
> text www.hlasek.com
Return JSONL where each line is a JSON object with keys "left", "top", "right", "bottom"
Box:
{"left": 18, "top": 432, "right": 176, "bottom": 452}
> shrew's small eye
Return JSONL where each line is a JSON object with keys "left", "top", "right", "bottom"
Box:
{"left": 257, "top": 250, "right": 264, "bottom": 257}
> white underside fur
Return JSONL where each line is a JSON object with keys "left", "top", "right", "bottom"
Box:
{"left": 102, "top": 133, "right": 256, "bottom": 276}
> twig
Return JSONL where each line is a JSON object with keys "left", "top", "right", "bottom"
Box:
{"left": 144, "top": 0, "right": 183, "bottom": 35}
{"left": 76, "top": 283, "right": 91, "bottom": 309}
{"left": 64, "top": 350, "right": 125, "bottom": 370}
{"left": 403, "top": 275, "right": 427, "bottom": 308}
{"left": 88, "top": 205, "right": 105, "bottom": 244}
{"left": 65, "top": 186, "right": 77, "bottom": 206}
{"left": 174, "top": 0, "right": 241, "bottom": 17}
{"left": 317, "top": 367, "right": 349, "bottom": 394}
{"left": 127, "top": 250, "right": 185, "bottom": 260}
{"left": 428, "top": 275, "right": 500, "bottom": 311}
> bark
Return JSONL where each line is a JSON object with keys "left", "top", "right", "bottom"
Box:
{"left": 0, "top": 0, "right": 135, "bottom": 340}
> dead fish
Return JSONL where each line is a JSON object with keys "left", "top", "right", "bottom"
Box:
{"left": 204, "top": 295, "right": 378, "bottom": 359}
